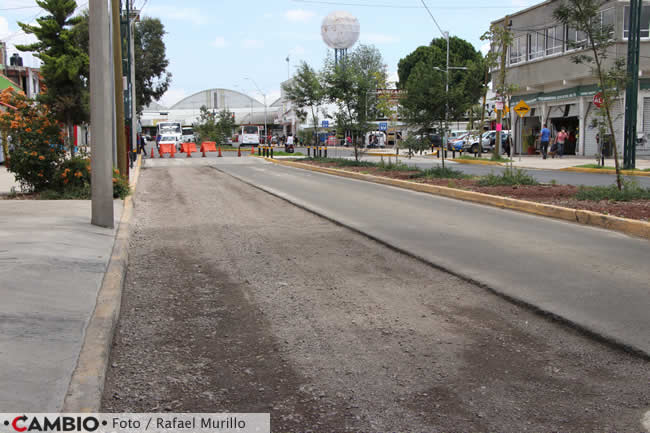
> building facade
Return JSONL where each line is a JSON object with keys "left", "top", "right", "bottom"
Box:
{"left": 493, "top": 0, "right": 650, "bottom": 157}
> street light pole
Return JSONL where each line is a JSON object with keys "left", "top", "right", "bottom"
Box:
{"left": 90, "top": 0, "right": 115, "bottom": 228}
{"left": 246, "top": 77, "right": 267, "bottom": 145}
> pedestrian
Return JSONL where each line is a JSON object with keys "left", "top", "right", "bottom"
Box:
{"left": 555, "top": 127, "right": 568, "bottom": 158}
{"left": 138, "top": 134, "right": 147, "bottom": 156}
{"left": 539, "top": 123, "right": 551, "bottom": 159}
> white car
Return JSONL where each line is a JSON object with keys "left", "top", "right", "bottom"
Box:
{"left": 158, "top": 135, "right": 179, "bottom": 150}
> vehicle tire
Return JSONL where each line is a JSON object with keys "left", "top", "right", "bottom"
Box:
{"left": 471, "top": 144, "right": 479, "bottom": 154}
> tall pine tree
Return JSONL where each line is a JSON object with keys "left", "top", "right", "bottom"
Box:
{"left": 17, "top": 0, "right": 88, "bottom": 155}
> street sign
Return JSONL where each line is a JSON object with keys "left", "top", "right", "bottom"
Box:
{"left": 496, "top": 101, "right": 504, "bottom": 110}
{"left": 322, "top": 120, "right": 329, "bottom": 128}
{"left": 593, "top": 92, "right": 604, "bottom": 108}
{"left": 514, "top": 99, "right": 531, "bottom": 118}
{"left": 379, "top": 122, "right": 388, "bottom": 131}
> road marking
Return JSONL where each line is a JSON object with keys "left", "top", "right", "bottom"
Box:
{"left": 642, "top": 410, "right": 650, "bottom": 432}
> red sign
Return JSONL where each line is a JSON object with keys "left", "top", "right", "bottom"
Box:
{"left": 593, "top": 92, "right": 604, "bottom": 108}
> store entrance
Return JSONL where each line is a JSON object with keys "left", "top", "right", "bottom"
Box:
{"left": 550, "top": 116, "right": 579, "bottom": 155}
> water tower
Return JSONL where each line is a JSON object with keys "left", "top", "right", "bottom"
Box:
{"left": 321, "top": 11, "right": 360, "bottom": 64}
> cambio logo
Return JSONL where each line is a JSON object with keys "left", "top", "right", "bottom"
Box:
{"left": 4, "top": 416, "right": 102, "bottom": 432}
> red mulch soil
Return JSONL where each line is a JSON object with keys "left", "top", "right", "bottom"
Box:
{"left": 300, "top": 160, "right": 650, "bottom": 222}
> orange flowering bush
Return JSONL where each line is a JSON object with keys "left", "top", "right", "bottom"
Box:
{"left": 0, "top": 88, "right": 64, "bottom": 191}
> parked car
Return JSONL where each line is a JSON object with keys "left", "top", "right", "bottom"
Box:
{"left": 447, "top": 133, "right": 471, "bottom": 151}
{"left": 158, "top": 135, "right": 178, "bottom": 151}
{"left": 463, "top": 131, "right": 510, "bottom": 153}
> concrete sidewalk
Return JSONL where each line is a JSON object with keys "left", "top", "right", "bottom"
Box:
{"left": 0, "top": 200, "right": 123, "bottom": 411}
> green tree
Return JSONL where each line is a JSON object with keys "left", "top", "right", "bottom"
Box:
{"left": 193, "top": 106, "right": 235, "bottom": 145}
{"left": 554, "top": 0, "right": 626, "bottom": 189}
{"left": 399, "top": 60, "right": 447, "bottom": 165}
{"left": 134, "top": 17, "right": 172, "bottom": 114}
{"left": 481, "top": 22, "right": 516, "bottom": 157}
{"left": 398, "top": 36, "right": 484, "bottom": 120}
{"left": 323, "top": 44, "right": 387, "bottom": 161}
{"left": 282, "top": 62, "right": 325, "bottom": 145}
{"left": 16, "top": 0, "right": 88, "bottom": 155}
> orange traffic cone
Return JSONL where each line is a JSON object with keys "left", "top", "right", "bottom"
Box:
{"left": 201, "top": 144, "right": 206, "bottom": 157}
{"left": 218, "top": 146, "right": 222, "bottom": 157}
{"left": 251, "top": 146, "right": 255, "bottom": 155}
{"left": 170, "top": 146, "right": 175, "bottom": 158}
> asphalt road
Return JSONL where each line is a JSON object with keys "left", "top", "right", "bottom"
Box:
{"left": 293, "top": 146, "right": 650, "bottom": 187}
{"left": 103, "top": 163, "right": 650, "bottom": 432}
{"left": 212, "top": 157, "right": 650, "bottom": 358}
{"left": 142, "top": 142, "right": 650, "bottom": 186}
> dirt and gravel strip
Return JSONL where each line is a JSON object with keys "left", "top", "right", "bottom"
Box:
{"left": 299, "top": 160, "right": 650, "bottom": 221}
{"left": 102, "top": 165, "right": 650, "bottom": 432}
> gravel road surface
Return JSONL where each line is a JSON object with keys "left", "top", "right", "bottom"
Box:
{"left": 102, "top": 165, "right": 650, "bottom": 432}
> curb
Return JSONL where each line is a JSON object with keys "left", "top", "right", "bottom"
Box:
{"left": 450, "top": 158, "right": 504, "bottom": 166}
{"left": 62, "top": 155, "right": 143, "bottom": 412}
{"left": 560, "top": 166, "right": 650, "bottom": 177}
{"left": 262, "top": 158, "right": 650, "bottom": 241}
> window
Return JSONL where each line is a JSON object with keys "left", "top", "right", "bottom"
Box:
{"left": 243, "top": 126, "right": 258, "bottom": 134}
{"left": 528, "top": 31, "right": 545, "bottom": 60}
{"left": 624, "top": 5, "right": 650, "bottom": 38}
{"left": 599, "top": 8, "right": 615, "bottom": 39}
{"left": 509, "top": 36, "right": 525, "bottom": 64}
{"left": 545, "top": 25, "right": 564, "bottom": 55}
{"left": 566, "top": 27, "right": 587, "bottom": 50}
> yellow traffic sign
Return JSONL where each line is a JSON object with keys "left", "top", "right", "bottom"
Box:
{"left": 504, "top": 104, "right": 510, "bottom": 113}
{"left": 514, "top": 100, "right": 530, "bottom": 117}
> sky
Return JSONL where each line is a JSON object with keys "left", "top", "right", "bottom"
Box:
{"left": 1, "top": 0, "right": 538, "bottom": 108}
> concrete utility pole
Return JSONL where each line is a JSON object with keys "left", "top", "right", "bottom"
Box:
{"left": 130, "top": 13, "right": 137, "bottom": 159}
{"left": 495, "top": 15, "right": 509, "bottom": 157}
{"left": 111, "top": 0, "right": 127, "bottom": 176}
{"left": 90, "top": 0, "right": 115, "bottom": 228}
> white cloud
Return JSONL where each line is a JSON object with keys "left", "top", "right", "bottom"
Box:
{"left": 267, "top": 90, "right": 281, "bottom": 104}
{"left": 242, "top": 39, "right": 264, "bottom": 49}
{"left": 388, "top": 70, "right": 399, "bottom": 84}
{"left": 160, "top": 88, "right": 187, "bottom": 108}
{"left": 480, "top": 42, "right": 491, "bottom": 56}
{"left": 213, "top": 36, "right": 227, "bottom": 48}
{"left": 285, "top": 9, "right": 315, "bottom": 22}
{"left": 145, "top": 6, "right": 207, "bottom": 25}
{"left": 361, "top": 33, "right": 399, "bottom": 44}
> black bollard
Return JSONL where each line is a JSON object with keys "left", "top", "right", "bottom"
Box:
{"left": 308, "top": 146, "right": 311, "bottom": 157}
{"left": 324, "top": 147, "right": 328, "bottom": 158}
{"left": 452, "top": 149, "right": 456, "bottom": 158}
{"left": 437, "top": 147, "right": 440, "bottom": 159}
{"left": 270, "top": 147, "right": 274, "bottom": 159}
{"left": 258, "top": 147, "right": 261, "bottom": 156}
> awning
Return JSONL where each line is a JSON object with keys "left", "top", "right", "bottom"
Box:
{"left": 514, "top": 84, "right": 600, "bottom": 104}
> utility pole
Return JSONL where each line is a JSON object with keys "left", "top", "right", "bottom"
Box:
{"left": 624, "top": 0, "right": 641, "bottom": 169}
{"left": 111, "top": 0, "right": 127, "bottom": 176}
{"left": 90, "top": 0, "right": 115, "bottom": 228}
{"left": 495, "top": 15, "right": 509, "bottom": 158}
{"left": 127, "top": 1, "right": 139, "bottom": 165}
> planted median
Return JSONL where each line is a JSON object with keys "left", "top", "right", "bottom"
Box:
{"left": 296, "top": 157, "right": 650, "bottom": 222}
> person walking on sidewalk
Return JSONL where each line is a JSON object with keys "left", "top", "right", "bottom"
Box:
{"left": 138, "top": 135, "right": 147, "bottom": 156}
{"left": 540, "top": 124, "right": 551, "bottom": 159}
{"left": 555, "top": 127, "right": 568, "bottom": 158}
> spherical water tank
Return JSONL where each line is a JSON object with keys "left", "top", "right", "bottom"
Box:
{"left": 321, "top": 11, "right": 360, "bottom": 50}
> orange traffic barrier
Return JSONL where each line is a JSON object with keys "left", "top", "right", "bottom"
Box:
{"left": 200, "top": 141, "right": 217, "bottom": 157}
{"left": 218, "top": 146, "right": 222, "bottom": 157}
{"left": 180, "top": 142, "right": 198, "bottom": 157}
{"left": 159, "top": 142, "right": 175, "bottom": 158}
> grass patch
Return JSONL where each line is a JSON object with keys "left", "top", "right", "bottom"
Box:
{"left": 456, "top": 155, "right": 488, "bottom": 160}
{"left": 478, "top": 168, "right": 538, "bottom": 186}
{"left": 490, "top": 153, "right": 513, "bottom": 163}
{"left": 411, "top": 166, "right": 470, "bottom": 180}
{"left": 574, "top": 164, "right": 650, "bottom": 172}
{"left": 272, "top": 151, "right": 304, "bottom": 156}
{"left": 39, "top": 186, "right": 91, "bottom": 200}
{"left": 575, "top": 180, "right": 650, "bottom": 202}
{"left": 307, "top": 157, "right": 378, "bottom": 168}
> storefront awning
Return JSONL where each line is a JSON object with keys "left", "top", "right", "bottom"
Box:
{"left": 514, "top": 84, "right": 600, "bottom": 104}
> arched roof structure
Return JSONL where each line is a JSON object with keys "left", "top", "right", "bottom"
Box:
{"left": 170, "top": 88, "right": 265, "bottom": 110}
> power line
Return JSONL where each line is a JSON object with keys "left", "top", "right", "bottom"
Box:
{"left": 419, "top": 0, "right": 445, "bottom": 39}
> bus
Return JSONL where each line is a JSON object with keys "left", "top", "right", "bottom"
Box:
{"left": 156, "top": 122, "right": 182, "bottom": 144}
{"left": 239, "top": 125, "right": 260, "bottom": 147}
